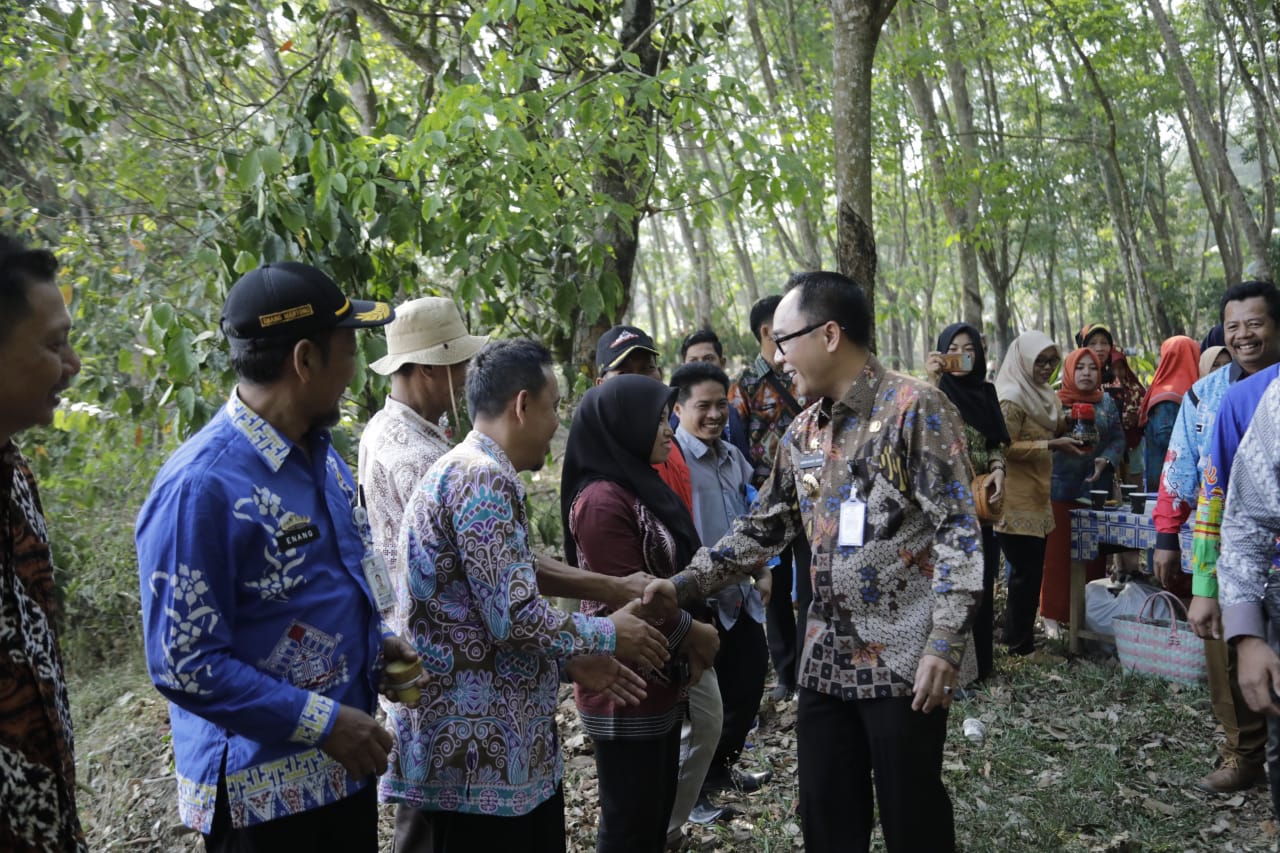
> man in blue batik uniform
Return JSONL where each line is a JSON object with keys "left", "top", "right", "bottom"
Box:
{"left": 136, "top": 262, "right": 417, "bottom": 852}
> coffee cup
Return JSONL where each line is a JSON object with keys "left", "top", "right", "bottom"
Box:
{"left": 1129, "top": 492, "right": 1149, "bottom": 514}
{"left": 1090, "top": 490, "right": 1109, "bottom": 510}
{"left": 384, "top": 657, "right": 423, "bottom": 705}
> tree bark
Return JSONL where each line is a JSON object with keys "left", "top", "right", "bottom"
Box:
{"left": 1145, "top": 0, "right": 1272, "bottom": 279}
{"left": 830, "top": 0, "right": 897, "bottom": 351}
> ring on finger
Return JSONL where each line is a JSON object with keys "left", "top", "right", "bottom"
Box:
{"left": 942, "top": 685, "right": 953, "bottom": 694}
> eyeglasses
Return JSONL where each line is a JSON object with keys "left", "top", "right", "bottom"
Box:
{"left": 1033, "top": 356, "right": 1060, "bottom": 369}
{"left": 771, "top": 321, "right": 832, "bottom": 356}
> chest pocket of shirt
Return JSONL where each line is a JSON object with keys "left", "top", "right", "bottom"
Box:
{"left": 862, "top": 440, "right": 912, "bottom": 539}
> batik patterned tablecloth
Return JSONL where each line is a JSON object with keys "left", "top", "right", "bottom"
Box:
{"left": 1068, "top": 508, "right": 1193, "bottom": 570}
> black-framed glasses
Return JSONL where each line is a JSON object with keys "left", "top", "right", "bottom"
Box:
{"left": 772, "top": 321, "right": 830, "bottom": 356}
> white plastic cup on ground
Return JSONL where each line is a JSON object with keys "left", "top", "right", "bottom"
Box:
{"left": 963, "top": 717, "right": 986, "bottom": 744}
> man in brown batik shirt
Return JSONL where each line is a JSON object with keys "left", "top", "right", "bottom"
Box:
{"left": 647, "top": 271, "right": 983, "bottom": 853}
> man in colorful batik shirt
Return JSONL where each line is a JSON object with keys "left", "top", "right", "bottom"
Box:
{"left": 136, "top": 262, "right": 419, "bottom": 851}
{"left": 363, "top": 307, "right": 668, "bottom": 851}
{"left": 1154, "top": 280, "right": 1280, "bottom": 794}
{"left": 730, "top": 295, "right": 810, "bottom": 700}
{"left": 380, "top": 339, "right": 662, "bottom": 851}
{"left": 647, "top": 271, "right": 982, "bottom": 852}
{"left": 0, "top": 233, "right": 86, "bottom": 852}
{"left": 1218, "top": 374, "right": 1280, "bottom": 820}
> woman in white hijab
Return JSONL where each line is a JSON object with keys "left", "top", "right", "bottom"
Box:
{"left": 993, "top": 332, "right": 1088, "bottom": 655}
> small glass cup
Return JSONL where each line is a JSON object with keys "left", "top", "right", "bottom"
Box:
{"left": 384, "top": 658, "right": 423, "bottom": 705}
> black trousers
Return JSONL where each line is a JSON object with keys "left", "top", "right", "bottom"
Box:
{"left": 205, "top": 777, "right": 377, "bottom": 853}
{"left": 998, "top": 531, "right": 1046, "bottom": 655}
{"left": 707, "top": 613, "right": 769, "bottom": 779}
{"left": 975, "top": 525, "right": 1000, "bottom": 679}
{"left": 425, "top": 787, "right": 566, "bottom": 853}
{"left": 766, "top": 537, "right": 813, "bottom": 690}
{"left": 796, "top": 689, "right": 954, "bottom": 853}
{"left": 593, "top": 727, "right": 681, "bottom": 853}
{"left": 393, "top": 802, "right": 434, "bottom": 853}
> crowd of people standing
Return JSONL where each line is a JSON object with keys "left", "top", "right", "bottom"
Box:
{"left": 4, "top": 224, "right": 1280, "bottom": 852}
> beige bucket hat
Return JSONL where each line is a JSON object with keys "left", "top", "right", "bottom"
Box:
{"left": 369, "top": 297, "right": 489, "bottom": 375}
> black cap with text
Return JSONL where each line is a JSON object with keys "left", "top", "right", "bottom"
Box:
{"left": 221, "top": 262, "right": 394, "bottom": 339}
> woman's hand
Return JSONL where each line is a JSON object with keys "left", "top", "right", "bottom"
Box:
{"left": 1048, "top": 436, "right": 1088, "bottom": 456}
{"left": 986, "top": 467, "right": 1005, "bottom": 504}
{"left": 925, "top": 351, "right": 945, "bottom": 385}
{"left": 1083, "top": 457, "right": 1110, "bottom": 484}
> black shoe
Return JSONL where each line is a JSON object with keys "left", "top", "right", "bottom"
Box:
{"left": 706, "top": 766, "right": 773, "bottom": 794}
{"left": 688, "top": 793, "right": 734, "bottom": 825}
{"left": 768, "top": 684, "right": 796, "bottom": 701}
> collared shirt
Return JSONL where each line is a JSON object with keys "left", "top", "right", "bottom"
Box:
{"left": 730, "top": 354, "right": 804, "bottom": 487}
{"left": 1154, "top": 362, "right": 1246, "bottom": 548}
{"left": 676, "top": 357, "right": 983, "bottom": 699}
{"left": 1, "top": 443, "right": 86, "bottom": 852}
{"left": 136, "top": 393, "right": 385, "bottom": 833}
{"left": 1189, "top": 364, "right": 1280, "bottom": 598}
{"left": 380, "top": 431, "right": 616, "bottom": 817}
{"left": 357, "top": 395, "right": 453, "bottom": 615}
{"left": 1218, "top": 375, "right": 1280, "bottom": 642}
{"left": 674, "top": 426, "right": 764, "bottom": 629}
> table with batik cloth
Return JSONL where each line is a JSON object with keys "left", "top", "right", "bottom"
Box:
{"left": 1067, "top": 508, "right": 1194, "bottom": 654}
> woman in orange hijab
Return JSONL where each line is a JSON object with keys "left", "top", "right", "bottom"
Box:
{"left": 1041, "top": 349, "right": 1127, "bottom": 633}
{"left": 1139, "top": 336, "right": 1200, "bottom": 490}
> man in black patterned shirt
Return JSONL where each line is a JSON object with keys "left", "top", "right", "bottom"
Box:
{"left": 647, "top": 272, "right": 982, "bottom": 853}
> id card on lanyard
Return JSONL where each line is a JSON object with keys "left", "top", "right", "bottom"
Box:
{"left": 838, "top": 485, "right": 866, "bottom": 548}
{"left": 800, "top": 418, "right": 868, "bottom": 549}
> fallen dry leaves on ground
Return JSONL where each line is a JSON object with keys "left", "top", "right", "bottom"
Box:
{"left": 73, "top": 641, "right": 1278, "bottom": 852}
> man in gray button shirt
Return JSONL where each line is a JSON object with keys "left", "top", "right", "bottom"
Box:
{"left": 671, "top": 361, "right": 773, "bottom": 797}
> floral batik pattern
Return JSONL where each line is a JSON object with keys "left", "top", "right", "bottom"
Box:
{"left": 380, "top": 431, "right": 616, "bottom": 817}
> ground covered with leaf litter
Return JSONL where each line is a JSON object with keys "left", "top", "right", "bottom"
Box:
{"left": 72, "top": 639, "right": 1277, "bottom": 852}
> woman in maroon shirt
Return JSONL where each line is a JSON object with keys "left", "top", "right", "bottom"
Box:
{"left": 561, "top": 374, "right": 719, "bottom": 853}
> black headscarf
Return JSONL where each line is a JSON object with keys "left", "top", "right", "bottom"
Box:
{"left": 936, "top": 322, "right": 1011, "bottom": 449}
{"left": 560, "top": 374, "right": 699, "bottom": 571}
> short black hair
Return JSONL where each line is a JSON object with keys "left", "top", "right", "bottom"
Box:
{"left": 466, "top": 339, "right": 553, "bottom": 419}
{"left": 1220, "top": 280, "right": 1280, "bottom": 325}
{"left": 230, "top": 330, "right": 333, "bottom": 385}
{"left": 749, "top": 295, "right": 782, "bottom": 342}
{"left": 783, "top": 271, "right": 873, "bottom": 348}
{"left": 680, "top": 327, "right": 723, "bottom": 360}
{"left": 670, "top": 361, "right": 730, "bottom": 403}
{"left": 0, "top": 232, "right": 60, "bottom": 345}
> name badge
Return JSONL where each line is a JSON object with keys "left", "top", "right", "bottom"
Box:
{"left": 362, "top": 553, "right": 396, "bottom": 612}
{"left": 838, "top": 499, "right": 866, "bottom": 548}
{"left": 796, "top": 451, "right": 825, "bottom": 469}
{"left": 276, "top": 525, "right": 320, "bottom": 550}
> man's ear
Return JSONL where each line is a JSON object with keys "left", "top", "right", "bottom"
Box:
{"left": 292, "top": 339, "right": 315, "bottom": 382}
{"left": 512, "top": 388, "right": 530, "bottom": 425}
{"left": 759, "top": 322, "right": 772, "bottom": 341}
{"left": 824, "top": 321, "right": 842, "bottom": 352}
{"left": 673, "top": 400, "right": 685, "bottom": 422}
